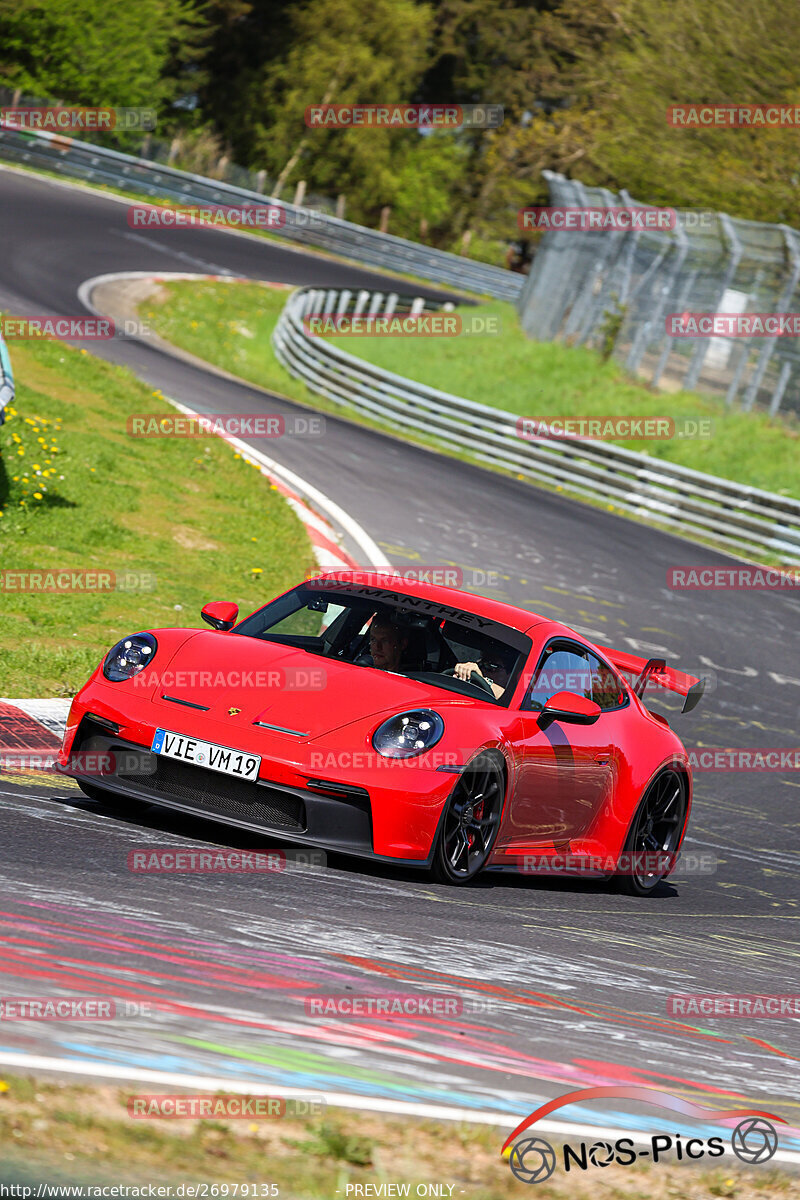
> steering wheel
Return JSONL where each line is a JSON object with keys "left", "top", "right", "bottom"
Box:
{"left": 442, "top": 667, "right": 495, "bottom": 697}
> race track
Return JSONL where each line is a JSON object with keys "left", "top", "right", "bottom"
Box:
{"left": 1, "top": 166, "right": 798, "bottom": 1153}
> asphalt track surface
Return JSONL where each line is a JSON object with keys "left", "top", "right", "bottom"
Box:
{"left": 0, "top": 167, "right": 799, "bottom": 1155}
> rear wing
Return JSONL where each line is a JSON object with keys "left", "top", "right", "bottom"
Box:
{"left": 595, "top": 646, "right": 707, "bottom": 714}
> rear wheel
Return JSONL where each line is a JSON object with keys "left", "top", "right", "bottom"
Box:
{"left": 431, "top": 754, "right": 505, "bottom": 884}
{"left": 615, "top": 769, "right": 687, "bottom": 896}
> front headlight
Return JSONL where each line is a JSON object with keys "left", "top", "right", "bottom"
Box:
{"left": 103, "top": 632, "right": 158, "bottom": 682}
{"left": 372, "top": 709, "right": 444, "bottom": 759}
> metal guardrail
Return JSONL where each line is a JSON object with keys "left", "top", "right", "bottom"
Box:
{"left": 0, "top": 326, "right": 14, "bottom": 426}
{"left": 0, "top": 123, "right": 522, "bottom": 301}
{"left": 518, "top": 171, "right": 800, "bottom": 417}
{"left": 273, "top": 287, "right": 800, "bottom": 564}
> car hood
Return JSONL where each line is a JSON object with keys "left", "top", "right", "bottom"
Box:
{"left": 145, "top": 630, "right": 468, "bottom": 739}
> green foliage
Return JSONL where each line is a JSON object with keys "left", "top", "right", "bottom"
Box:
{"left": 292, "top": 1120, "right": 375, "bottom": 1167}
{"left": 0, "top": 0, "right": 207, "bottom": 136}
{"left": 0, "top": 332, "right": 315, "bottom": 694}
{"left": 2, "top": 0, "right": 800, "bottom": 240}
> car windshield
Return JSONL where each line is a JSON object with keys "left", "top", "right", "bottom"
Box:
{"left": 233, "top": 583, "right": 531, "bottom": 705}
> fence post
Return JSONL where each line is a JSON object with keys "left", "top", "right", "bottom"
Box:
{"left": 683, "top": 213, "right": 742, "bottom": 391}
{"left": 626, "top": 218, "right": 685, "bottom": 375}
{"left": 741, "top": 226, "right": 800, "bottom": 413}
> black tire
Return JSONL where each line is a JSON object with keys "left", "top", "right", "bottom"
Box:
{"left": 615, "top": 769, "right": 688, "bottom": 896}
{"left": 431, "top": 754, "right": 506, "bottom": 884}
{"left": 77, "top": 780, "right": 148, "bottom": 814}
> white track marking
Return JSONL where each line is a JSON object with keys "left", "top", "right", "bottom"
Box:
{"left": 1, "top": 1053, "right": 797, "bottom": 1164}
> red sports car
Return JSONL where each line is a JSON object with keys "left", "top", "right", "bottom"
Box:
{"left": 60, "top": 571, "right": 705, "bottom": 894}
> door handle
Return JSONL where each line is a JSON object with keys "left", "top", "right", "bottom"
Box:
{"left": 595, "top": 753, "right": 611, "bottom": 763}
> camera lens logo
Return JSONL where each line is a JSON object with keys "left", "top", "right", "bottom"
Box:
{"left": 731, "top": 1118, "right": 778, "bottom": 1164}
{"left": 588, "top": 1140, "right": 615, "bottom": 1167}
{"left": 508, "top": 1136, "right": 556, "bottom": 1184}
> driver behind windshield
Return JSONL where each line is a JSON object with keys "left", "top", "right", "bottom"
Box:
{"left": 453, "top": 647, "right": 515, "bottom": 699}
{"left": 367, "top": 615, "right": 409, "bottom": 672}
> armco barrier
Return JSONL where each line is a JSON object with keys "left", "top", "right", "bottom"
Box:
{"left": 0, "top": 326, "right": 13, "bottom": 426}
{"left": 0, "top": 123, "right": 521, "bottom": 301}
{"left": 272, "top": 287, "right": 800, "bottom": 564}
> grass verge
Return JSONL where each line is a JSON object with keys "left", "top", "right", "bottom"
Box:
{"left": 0, "top": 337, "right": 315, "bottom": 696}
{"left": 145, "top": 282, "right": 799, "bottom": 502}
{"left": 0, "top": 1074, "right": 793, "bottom": 1199}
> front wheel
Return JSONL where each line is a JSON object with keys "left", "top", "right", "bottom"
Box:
{"left": 431, "top": 754, "right": 506, "bottom": 884}
{"left": 615, "top": 769, "right": 688, "bottom": 896}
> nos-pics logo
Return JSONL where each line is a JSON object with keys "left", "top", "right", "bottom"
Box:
{"left": 503, "top": 1086, "right": 784, "bottom": 1184}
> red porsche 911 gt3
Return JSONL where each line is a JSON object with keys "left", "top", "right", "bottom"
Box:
{"left": 60, "top": 571, "right": 706, "bottom": 894}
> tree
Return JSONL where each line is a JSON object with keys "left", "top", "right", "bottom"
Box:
{"left": 0, "top": 0, "right": 207, "bottom": 136}
{"left": 250, "top": 0, "right": 439, "bottom": 222}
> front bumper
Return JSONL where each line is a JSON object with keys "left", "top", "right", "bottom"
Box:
{"left": 65, "top": 708, "right": 455, "bottom": 866}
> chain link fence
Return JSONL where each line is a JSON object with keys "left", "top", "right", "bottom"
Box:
{"left": 517, "top": 171, "right": 800, "bottom": 418}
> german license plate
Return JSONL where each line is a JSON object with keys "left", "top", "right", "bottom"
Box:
{"left": 151, "top": 729, "right": 261, "bottom": 781}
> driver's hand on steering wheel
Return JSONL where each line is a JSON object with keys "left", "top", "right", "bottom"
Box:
{"left": 454, "top": 661, "right": 484, "bottom": 683}
{"left": 453, "top": 660, "right": 505, "bottom": 699}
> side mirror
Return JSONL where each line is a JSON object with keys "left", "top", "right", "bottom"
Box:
{"left": 201, "top": 601, "right": 239, "bottom": 631}
{"left": 540, "top": 690, "right": 601, "bottom": 728}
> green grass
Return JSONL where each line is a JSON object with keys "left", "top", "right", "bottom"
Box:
{"left": 147, "top": 281, "right": 800, "bottom": 502}
{"left": 0, "top": 337, "right": 315, "bottom": 695}
{"left": 0, "top": 1074, "right": 791, "bottom": 1199}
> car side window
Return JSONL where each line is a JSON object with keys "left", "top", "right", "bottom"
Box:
{"left": 587, "top": 651, "right": 626, "bottom": 710}
{"left": 523, "top": 646, "right": 593, "bottom": 711}
{"left": 522, "top": 642, "right": 627, "bottom": 712}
